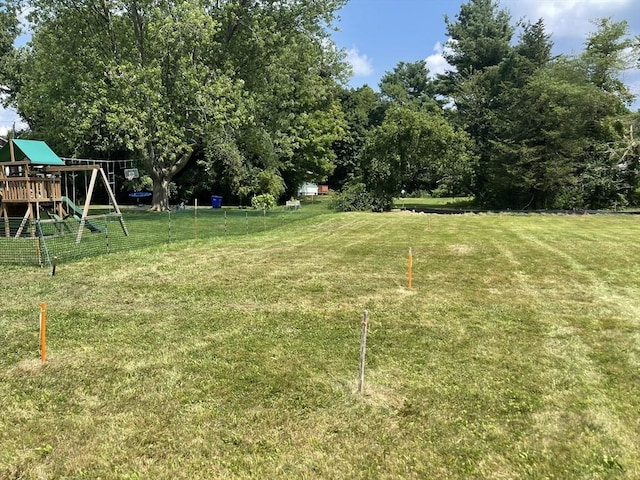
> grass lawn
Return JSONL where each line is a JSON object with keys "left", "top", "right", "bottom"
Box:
{"left": 1, "top": 210, "right": 639, "bottom": 478}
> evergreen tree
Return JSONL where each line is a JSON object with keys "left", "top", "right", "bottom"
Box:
{"left": 582, "top": 18, "right": 635, "bottom": 105}
{"left": 444, "top": 0, "right": 513, "bottom": 76}
{"left": 477, "top": 19, "right": 555, "bottom": 207}
{"left": 379, "top": 60, "right": 438, "bottom": 107}
{"left": 441, "top": 0, "right": 514, "bottom": 204}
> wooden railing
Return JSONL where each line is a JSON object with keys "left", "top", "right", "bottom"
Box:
{"left": 0, "top": 177, "right": 62, "bottom": 202}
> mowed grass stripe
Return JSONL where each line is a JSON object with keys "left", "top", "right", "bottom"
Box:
{"left": 1, "top": 212, "right": 639, "bottom": 478}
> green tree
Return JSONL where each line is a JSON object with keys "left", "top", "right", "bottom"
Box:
{"left": 615, "top": 115, "right": 640, "bottom": 206}
{"left": 379, "top": 60, "right": 438, "bottom": 107}
{"left": 199, "top": 0, "right": 348, "bottom": 201}
{"left": 513, "top": 19, "right": 554, "bottom": 75}
{"left": 444, "top": 0, "right": 513, "bottom": 76}
{"left": 14, "top": 0, "right": 247, "bottom": 210}
{"left": 359, "top": 106, "right": 475, "bottom": 210}
{"left": 0, "top": 1, "right": 18, "bottom": 58}
{"left": 330, "top": 85, "right": 384, "bottom": 189}
{"left": 0, "top": 0, "right": 20, "bottom": 98}
{"left": 442, "top": 7, "right": 636, "bottom": 209}
{"left": 9, "top": 0, "right": 347, "bottom": 209}
{"left": 459, "top": 17, "right": 636, "bottom": 209}
{"left": 495, "top": 19, "right": 637, "bottom": 209}
{"left": 493, "top": 56, "right": 632, "bottom": 209}
{"left": 441, "top": 0, "right": 515, "bottom": 204}
{"left": 582, "top": 18, "right": 635, "bottom": 104}
{"left": 495, "top": 62, "right": 592, "bottom": 208}
{"left": 467, "top": 19, "right": 555, "bottom": 207}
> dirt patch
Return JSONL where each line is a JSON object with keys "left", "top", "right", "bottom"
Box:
{"left": 448, "top": 244, "right": 473, "bottom": 255}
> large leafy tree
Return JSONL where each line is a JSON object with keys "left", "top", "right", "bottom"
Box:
{"left": 329, "top": 85, "right": 384, "bottom": 190}
{"left": 196, "top": 0, "right": 348, "bottom": 201}
{"left": 0, "top": 0, "right": 20, "bottom": 99}
{"left": 0, "top": 1, "right": 18, "bottom": 60}
{"left": 359, "top": 105, "right": 475, "bottom": 210}
{"left": 8, "top": 0, "right": 347, "bottom": 209}
{"left": 14, "top": 0, "right": 246, "bottom": 210}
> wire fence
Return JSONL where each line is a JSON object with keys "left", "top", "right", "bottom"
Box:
{"left": 0, "top": 206, "right": 319, "bottom": 268}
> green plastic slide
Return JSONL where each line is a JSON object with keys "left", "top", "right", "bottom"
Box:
{"left": 60, "top": 196, "right": 106, "bottom": 233}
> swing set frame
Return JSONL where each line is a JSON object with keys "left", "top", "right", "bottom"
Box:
{"left": 0, "top": 139, "right": 128, "bottom": 243}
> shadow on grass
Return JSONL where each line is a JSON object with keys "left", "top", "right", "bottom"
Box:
{"left": 394, "top": 197, "right": 476, "bottom": 210}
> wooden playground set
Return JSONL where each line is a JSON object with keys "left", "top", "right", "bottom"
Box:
{"left": 0, "top": 139, "right": 128, "bottom": 244}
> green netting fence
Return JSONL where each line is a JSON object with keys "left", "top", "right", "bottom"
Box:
{"left": 0, "top": 206, "right": 319, "bottom": 268}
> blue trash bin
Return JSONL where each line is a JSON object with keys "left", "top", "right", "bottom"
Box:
{"left": 211, "top": 195, "right": 223, "bottom": 208}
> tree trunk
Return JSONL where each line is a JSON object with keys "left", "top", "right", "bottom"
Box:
{"left": 145, "top": 150, "right": 193, "bottom": 212}
{"left": 150, "top": 175, "right": 171, "bottom": 211}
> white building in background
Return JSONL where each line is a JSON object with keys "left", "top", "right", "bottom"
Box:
{"left": 298, "top": 182, "right": 319, "bottom": 196}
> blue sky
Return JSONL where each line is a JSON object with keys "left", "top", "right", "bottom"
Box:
{"left": 332, "top": 0, "right": 640, "bottom": 106}
{"left": 1, "top": 0, "right": 639, "bottom": 135}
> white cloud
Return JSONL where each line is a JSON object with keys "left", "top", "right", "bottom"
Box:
{"left": 346, "top": 47, "right": 373, "bottom": 77}
{"left": 425, "top": 40, "right": 456, "bottom": 78}
{"left": 0, "top": 107, "right": 27, "bottom": 137}
{"left": 503, "top": 0, "right": 634, "bottom": 40}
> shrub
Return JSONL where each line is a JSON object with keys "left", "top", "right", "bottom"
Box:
{"left": 251, "top": 194, "right": 276, "bottom": 210}
{"left": 330, "top": 182, "right": 393, "bottom": 212}
{"left": 629, "top": 187, "right": 640, "bottom": 206}
{"left": 330, "top": 182, "right": 373, "bottom": 212}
